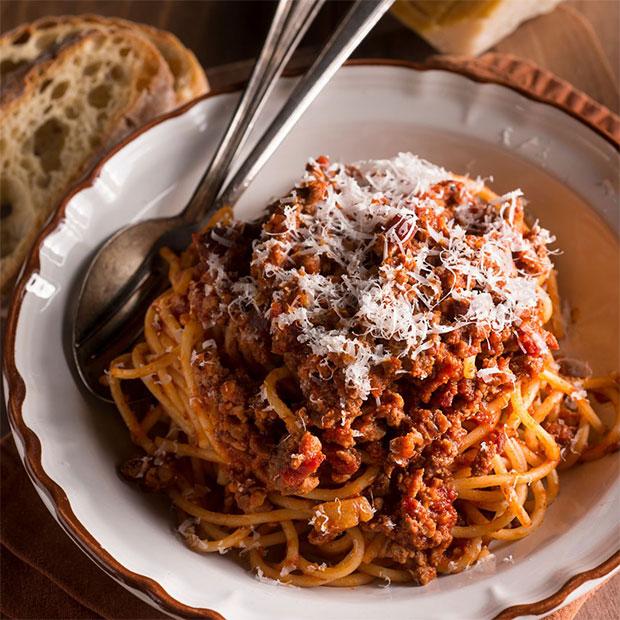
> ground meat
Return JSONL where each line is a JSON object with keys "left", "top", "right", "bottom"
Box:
{"left": 544, "top": 408, "right": 580, "bottom": 450}
{"left": 269, "top": 431, "right": 325, "bottom": 495}
{"left": 175, "top": 156, "right": 557, "bottom": 583}
{"left": 317, "top": 425, "right": 351, "bottom": 449}
{"left": 415, "top": 350, "right": 461, "bottom": 404}
{"left": 389, "top": 431, "right": 423, "bottom": 466}
{"left": 288, "top": 351, "right": 363, "bottom": 427}
{"left": 376, "top": 390, "right": 406, "bottom": 427}
{"left": 470, "top": 441, "right": 498, "bottom": 476}
{"left": 368, "top": 470, "right": 457, "bottom": 584}
{"left": 324, "top": 444, "right": 361, "bottom": 482}
{"left": 228, "top": 478, "right": 269, "bottom": 513}
{"left": 466, "top": 427, "right": 507, "bottom": 475}
{"left": 353, "top": 412, "right": 387, "bottom": 442}
{"left": 120, "top": 456, "right": 178, "bottom": 493}
{"left": 546, "top": 421, "right": 577, "bottom": 449}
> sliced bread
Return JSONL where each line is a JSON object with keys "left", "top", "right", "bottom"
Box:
{"left": 1, "top": 14, "right": 208, "bottom": 105}
{"left": 0, "top": 28, "right": 176, "bottom": 288}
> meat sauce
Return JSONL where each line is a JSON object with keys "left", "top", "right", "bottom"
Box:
{"left": 172, "top": 155, "right": 557, "bottom": 583}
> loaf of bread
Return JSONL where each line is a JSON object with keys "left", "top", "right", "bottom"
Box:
{"left": 392, "top": 0, "right": 562, "bottom": 55}
{"left": 0, "top": 16, "right": 208, "bottom": 290}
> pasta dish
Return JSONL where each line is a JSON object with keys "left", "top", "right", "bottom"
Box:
{"left": 108, "top": 153, "right": 619, "bottom": 586}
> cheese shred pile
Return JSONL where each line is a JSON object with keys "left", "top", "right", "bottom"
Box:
{"left": 215, "top": 153, "right": 554, "bottom": 399}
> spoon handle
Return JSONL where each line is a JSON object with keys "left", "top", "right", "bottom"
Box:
{"left": 215, "top": 0, "right": 394, "bottom": 214}
{"left": 181, "top": 0, "right": 325, "bottom": 223}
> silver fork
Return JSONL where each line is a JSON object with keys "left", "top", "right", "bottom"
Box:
{"left": 71, "top": 0, "right": 393, "bottom": 401}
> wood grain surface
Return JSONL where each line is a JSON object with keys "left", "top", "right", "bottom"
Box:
{"left": 1, "top": 0, "right": 619, "bottom": 112}
{"left": 1, "top": 1, "right": 618, "bottom": 619}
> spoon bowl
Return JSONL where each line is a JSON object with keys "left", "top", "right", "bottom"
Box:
{"left": 72, "top": 214, "right": 196, "bottom": 400}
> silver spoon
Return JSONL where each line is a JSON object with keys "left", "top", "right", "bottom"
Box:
{"left": 71, "top": 0, "right": 393, "bottom": 401}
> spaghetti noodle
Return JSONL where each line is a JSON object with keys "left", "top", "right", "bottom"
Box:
{"left": 108, "top": 154, "right": 619, "bottom": 586}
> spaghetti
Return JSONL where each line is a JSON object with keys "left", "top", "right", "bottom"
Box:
{"left": 108, "top": 154, "right": 619, "bottom": 586}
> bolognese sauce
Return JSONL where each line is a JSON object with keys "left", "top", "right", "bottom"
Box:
{"left": 109, "top": 154, "right": 619, "bottom": 586}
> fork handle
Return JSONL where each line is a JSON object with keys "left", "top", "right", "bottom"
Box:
{"left": 213, "top": 0, "right": 394, "bottom": 214}
{"left": 181, "top": 0, "right": 324, "bottom": 223}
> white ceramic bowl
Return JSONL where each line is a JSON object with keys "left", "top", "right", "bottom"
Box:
{"left": 4, "top": 62, "right": 619, "bottom": 620}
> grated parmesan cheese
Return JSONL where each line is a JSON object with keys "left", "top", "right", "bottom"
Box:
{"left": 177, "top": 517, "right": 198, "bottom": 536}
{"left": 477, "top": 367, "right": 516, "bottom": 384}
{"left": 207, "top": 153, "right": 555, "bottom": 401}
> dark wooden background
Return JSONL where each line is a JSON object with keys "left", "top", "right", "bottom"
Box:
{"left": 1, "top": 2, "right": 618, "bottom": 619}
{"left": 1, "top": 1, "right": 619, "bottom": 111}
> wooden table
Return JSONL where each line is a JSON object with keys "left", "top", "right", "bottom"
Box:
{"left": 1, "top": 1, "right": 618, "bottom": 619}
{"left": 1, "top": 0, "right": 619, "bottom": 112}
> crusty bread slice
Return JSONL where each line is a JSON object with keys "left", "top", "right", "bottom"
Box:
{"left": 0, "top": 14, "right": 208, "bottom": 104}
{"left": 0, "top": 28, "right": 176, "bottom": 288}
{"left": 81, "top": 15, "right": 208, "bottom": 103}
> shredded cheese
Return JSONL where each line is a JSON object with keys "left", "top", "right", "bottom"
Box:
{"left": 207, "top": 153, "right": 555, "bottom": 401}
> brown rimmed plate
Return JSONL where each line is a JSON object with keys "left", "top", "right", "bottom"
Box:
{"left": 4, "top": 59, "right": 619, "bottom": 619}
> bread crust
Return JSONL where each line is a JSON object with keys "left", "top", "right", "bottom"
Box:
{"left": 0, "top": 27, "right": 176, "bottom": 290}
{"left": 0, "top": 14, "right": 208, "bottom": 291}
{"left": 1, "top": 14, "right": 208, "bottom": 104}
{"left": 78, "top": 15, "right": 209, "bottom": 102}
